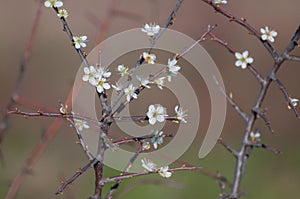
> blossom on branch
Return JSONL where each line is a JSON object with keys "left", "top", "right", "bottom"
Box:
{"left": 57, "top": 9, "right": 68, "bottom": 19}
{"left": 158, "top": 166, "right": 172, "bottom": 178}
{"left": 146, "top": 104, "right": 167, "bottom": 125}
{"left": 74, "top": 119, "right": 89, "bottom": 131}
{"left": 174, "top": 105, "right": 187, "bottom": 123}
{"left": 250, "top": 131, "right": 261, "bottom": 143}
{"left": 166, "top": 58, "right": 181, "bottom": 82}
{"left": 288, "top": 97, "right": 299, "bottom": 109}
{"left": 124, "top": 84, "right": 138, "bottom": 102}
{"left": 141, "top": 158, "right": 157, "bottom": 172}
{"left": 117, "top": 64, "right": 129, "bottom": 76}
{"left": 151, "top": 131, "right": 164, "bottom": 149}
{"left": 143, "top": 52, "right": 156, "bottom": 64}
{"left": 44, "top": 0, "right": 63, "bottom": 8}
{"left": 73, "top": 35, "right": 88, "bottom": 49}
{"left": 260, "top": 26, "right": 277, "bottom": 43}
{"left": 235, "top": 50, "right": 254, "bottom": 69}
{"left": 154, "top": 77, "right": 166, "bottom": 90}
{"left": 141, "top": 23, "right": 160, "bottom": 37}
{"left": 212, "top": 0, "right": 227, "bottom": 5}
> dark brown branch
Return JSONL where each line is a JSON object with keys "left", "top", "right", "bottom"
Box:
{"left": 55, "top": 159, "right": 98, "bottom": 195}
{"left": 218, "top": 138, "right": 238, "bottom": 157}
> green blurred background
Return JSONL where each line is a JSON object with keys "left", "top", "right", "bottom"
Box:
{"left": 1, "top": 0, "right": 300, "bottom": 198}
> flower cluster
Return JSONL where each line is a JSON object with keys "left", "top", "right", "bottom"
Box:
{"left": 82, "top": 65, "right": 111, "bottom": 93}
{"left": 141, "top": 158, "right": 172, "bottom": 178}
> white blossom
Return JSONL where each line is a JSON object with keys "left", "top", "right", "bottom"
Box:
{"left": 124, "top": 84, "right": 137, "bottom": 102}
{"left": 146, "top": 104, "right": 167, "bottom": 125}
{"left": 74, "top": 119, "right": 89, "bottom": 131}
{"left": 142, "top": 141, "right": 151, "bottom": 151}
{"left": 44, "top": 0, "right": 63, "bottom": 8}
{"left": 158, "top": 166, "right": 172, "bottom": 178}
{"left": 166, "top": 58, "right": 181, "bottom": 82}
{"left": 213, "top": 0, "right": 227, "bottom": 5}
{"left": 141, "top": 158, "right": 157, "bottom": 172}
{"left": 235, "top": 50, "right": 253, "bottom": 69}
{"left": 136, "top": 76, "right": 150, "bottom": 88}
{"left": 174, "top": 106, "right": 187, "bottom": 123}
{"left": 260, "top": 26, "right": 277, "bottom": 43}
{"left": 73, "top": 36, "right": 88, "bottom": 49}
{"left": 112, "top": 82, "right": 122, "bottom": 92}
{"left": 93, "top": 77, "right": 111, "bottom": 93}
{"left": 154, "top": 77, "right": 166, "bottom": 90}
{"left": 289, "top": 97, "right": 299, "bottom": 109}
{"left": 117, "top": 64, "right": 129, "bottom": 76}
{"left": 57, "top": 9, "right": 68, "bottom": 19}
{"left": 250, "top": 131, "right": 261, "bottom": 142}
{"left": 151, "top": 131, "right": 164, "bottom": 149}
{"left": 141, "top": 23, "right": 160, "bottom": 37}
{"left": 143, "top": 52, "right": 156, "bottom": 64}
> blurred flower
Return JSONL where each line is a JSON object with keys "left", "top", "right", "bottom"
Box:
{"left": 212, "top": 0, "right": 227, "bottom": 5}
{"left": 141, "top": 158, "right": 157, "bottom": 172}
{"left": 288, "top": 97, "right": 299, "bottom": 109}
{"left": 73, "top": 35, "right": 87, "bottom": 49}
{"left": 136, "top": 76, "right": 150, "bottom": 88}
{"left": 124, "top": 84, "right": 137, "bottom": 102}
{"left": 57, "top": 9, "right": 68, "bottom": 19}
{"left": 143, "top": 52, "right": 156, "bottom": 64}
{"left": 151, "top": 131, "right": 164, "bottom": 149}
{"left": 147, "top": 104, "right": 167, "bottom": 125}
{"left": 74, "top": 119, "right": 89, "bottom": 131}
{"left": 174, "top": 106, "right": 187, "bottom": 123}
{"left": 142, "top": 141, "right": 151, "bottom": 151}
{"left": 158, "top": 166, "right": 172, "bottom": 178}
{"left": 260, "top": 26, "right": 277, "bottom": 43}
{"left": 250, "top": 131, "right": 261, "bottom": 143}
{"left": 112, "top": 82, "right": 122, "bottom": 92}
{"left": 141, "top": 23, "right": 160, "bottom": 37}
{"left": 166, "top": 58, "right": 181, "bottom": 82}
{"left": 235, "top": 50, "right": 253, "bottom": 69}
{"left": 44, "top": 0, "right": 63, "bottom": 8}
{"left": 154, "top": 77, "right": 166, "bottom": 90}
{"left": 117, "top": 64, "right": 129, "bottom": 76}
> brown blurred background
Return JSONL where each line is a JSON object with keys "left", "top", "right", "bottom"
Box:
{"left": 1, "top": 0, "right": 300, "bottom": 198}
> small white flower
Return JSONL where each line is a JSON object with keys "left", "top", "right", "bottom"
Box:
{"left": 235, "top": 50, "right": 253, "bottom": 69}
{"left": 289, "top": 97, "right": 299, "bottom": 109}
{"left": 141, "top": 23, "right": 160, "bottom": 37}
{"left": 142, "top": 141, "right": 151, "bottom": 151}
{"left": 143, "top": 52, "right": 156, "bottom": 64}
{"left": 59, "top": 104, "right": 68, "bottom": 115}
{"left": 97, "top": 66, "right": 111, "bottom": 78}
{"left": 141, "top": 158, "right": 157, "bottom": 172}
{"left": 174, "top": 106, "right": 187, "bottom": 123}
{"left": 260, "top": 26, "right": 277, "bottom": 43}
{"left": 82, "top": 66, "right": 97, "bottom": 84}
{"left": 93, "top": 77, "right": 111, "bottom": 93}
{"left": 44, "top": 0, "right": 63, "bottom": 8}
{"left": 73, "top": 35, "right": 88, "bottom": 49}
{"left": 166, "top": 58, "right": 181, "bottom": 82}
{"left": 136, "top": 76, "right": 150, "bottom": 88}
{"left": 124, "top": 84, "right": 138, "bottom": 102}
{"left": 250, "top": 131, "right": 261, "bottom": 142}
{"left": 57, "top": 9, "right": 68, "bottom": 19}
{"left": 74, "top": 119, "right": 89, "bottom": 131}
{"left": 146, "top": 104, "right": 167, "bottom": 125}
{"left": 213, "top": 0, "right": 227, "bottom": 5}
{"left": 151, "top": 131, "right": 164, "bottom": 149}
{"left": 158, "top": 166, "right": 172, "bottom": 178}
{"left": 117, "top": 64, "right": 129, "bottom": 76}
{"left": 112, "top": 82, "right": 122, "bottom": 92}
{"left": 154, "top": 77, "right": 166, "bottom": 90}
